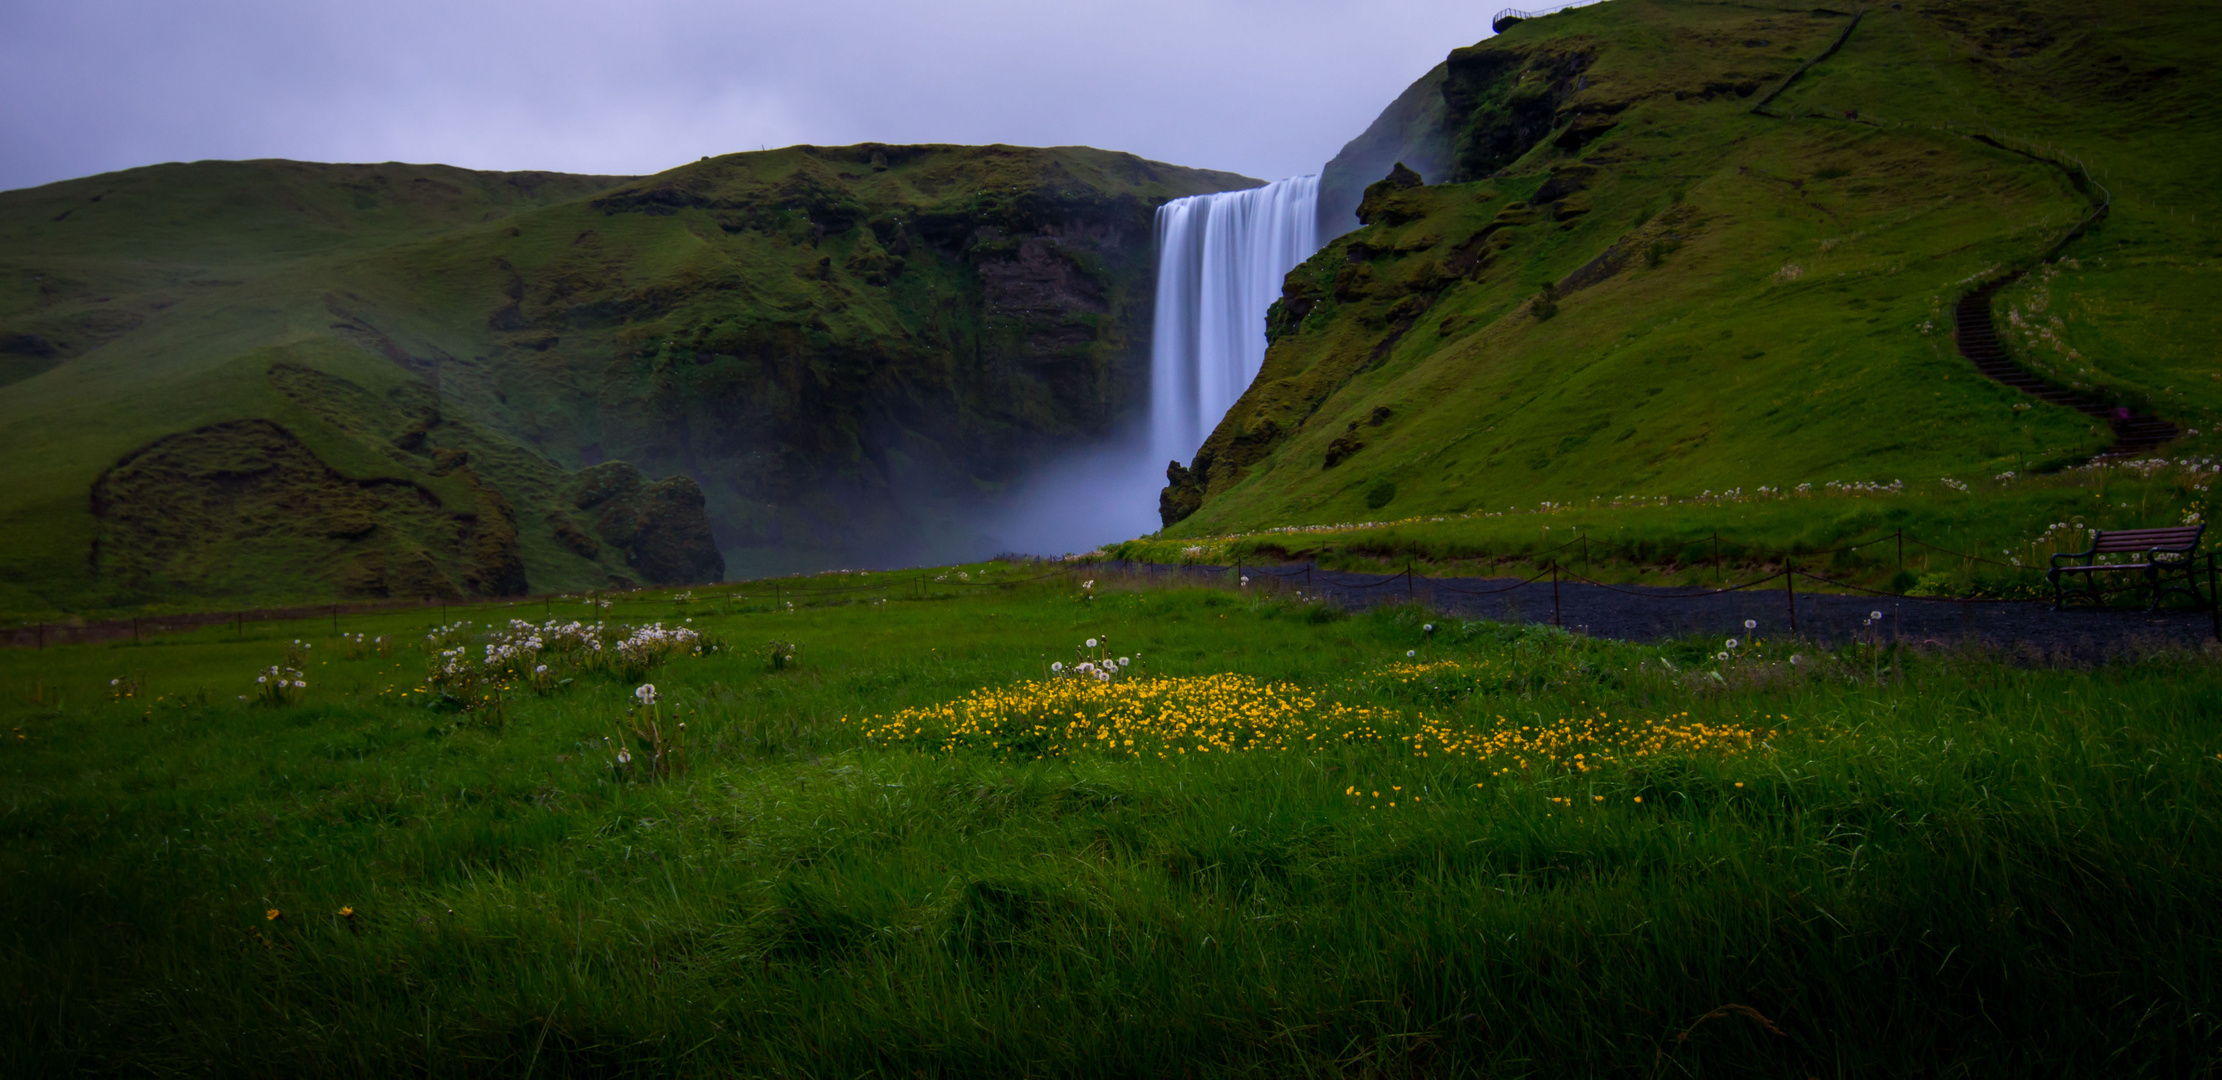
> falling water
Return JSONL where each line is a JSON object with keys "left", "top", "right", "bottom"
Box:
{"left": 1149, "top": 175, "right": 1321, "bottom": 467}
{"left": 970, "top": 175, "right": 1320, "bottom": 557}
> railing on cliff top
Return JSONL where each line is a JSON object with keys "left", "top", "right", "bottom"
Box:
{"left": 1492, "top": 0, "right": 1609, "bottom": 35}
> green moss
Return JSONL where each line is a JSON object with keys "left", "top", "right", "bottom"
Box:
{"left": 1171, "top": 0, "right": 2222, "bottom": 538}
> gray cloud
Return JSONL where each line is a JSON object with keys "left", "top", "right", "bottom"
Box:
{"left": 1, "top": 0, "right": 1496, "bottom": 191}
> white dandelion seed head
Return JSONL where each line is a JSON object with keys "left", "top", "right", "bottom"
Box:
{"left": 1407, "top": 649, "right": 1417, "bottom": 658}
{"left": 1118, "top": 657, "right": 1130, "bottom": 667}
{"left": 1424, "top": 624, "right": 1435, "bottom": 632}
{"left": 1725, "top": 638, "right": 1740, "bottom": 649}
{"left": 1718, "top": 652, "right": 1730, "bottom": 661}
{"left": 1086, "top": 638, "right": 1098, "bottom": 648}
{"left": 1871, "top": 611, "right": 1883, "bottom": 620}
{"left": 1744, "top": 619, "right": 1757, "bottom": 630}
{"left": 1051, "top": 662, "right": 1064, "bottom": 673}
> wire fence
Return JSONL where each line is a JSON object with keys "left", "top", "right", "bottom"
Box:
{"left": 7, "top": 523, "right": 2213, "bottom": 650}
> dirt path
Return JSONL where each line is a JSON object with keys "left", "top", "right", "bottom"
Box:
{"left": 1122, "top": 562, "right": 2217, "bottom": 657}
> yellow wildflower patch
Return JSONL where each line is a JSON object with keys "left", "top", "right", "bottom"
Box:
{"left": 1419, "top": 709, "right": 1777, "bottom": 773}
{"left": 848, "top": 674, "right": 1395, "bottom": 759}
{"left": 847, "top": 673, "right": 1777, "bottom": 771}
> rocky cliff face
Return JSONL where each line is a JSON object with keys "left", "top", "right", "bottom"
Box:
{"left": 401, "top": 144, "right": 1257, "bottom": 576}
{"left": 0, "top": 145, "right": 1254, "bottom": 613}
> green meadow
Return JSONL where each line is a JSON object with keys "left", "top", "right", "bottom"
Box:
{"left": 4, "top": 567, "right": 2218, "bottom": 1076}
{"left": 1125, "top": 454, "right": 2218, "bottom": 603}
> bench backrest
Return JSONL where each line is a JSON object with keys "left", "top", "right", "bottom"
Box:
{"left": 2092, "top": 525, "right": 2205, "bottom": 553}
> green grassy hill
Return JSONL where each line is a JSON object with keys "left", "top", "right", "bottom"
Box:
{"left": 0, "top": 147, "right": 1255, "bottom": 617}
{"left": 1161, "top": 0, "right": 2221, "bottom": 538}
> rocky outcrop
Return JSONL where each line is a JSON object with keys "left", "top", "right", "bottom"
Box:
{"left": 1159, "top": 460, "right": 1205, "bottom": 527}
{"left": 568, "top": 461, "right": 724, "bottom": 585}
{"left": 88, "top": 419, "right": 525, "bottom": 601}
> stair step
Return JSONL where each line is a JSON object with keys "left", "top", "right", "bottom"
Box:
{"left": 1949, "top": 279, "right": 2179, "bottom": 456}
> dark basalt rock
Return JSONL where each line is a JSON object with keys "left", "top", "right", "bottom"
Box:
{"left": 567, "top": 461, "right": 723, "bottom": 584}
{"left": 1356, "top": 162, "right": 1430, "bottom": 227}
{"left": 1159, "top": 460, "right": 1205, "bottom": 527}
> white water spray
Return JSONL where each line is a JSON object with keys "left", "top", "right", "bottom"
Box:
{"left": 1149, "top": 175, "right": 1321, "bottom": 467}
{"left": 970, "top": 175, "right": 1322, "bottom": 557}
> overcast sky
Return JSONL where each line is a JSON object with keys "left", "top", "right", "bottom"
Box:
{"left": 0, "top": 0, "right": 1498, "bottom": 193}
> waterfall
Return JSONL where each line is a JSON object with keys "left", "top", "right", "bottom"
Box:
{"left": 1149, "top": 174, "right": 1321, "bottom": 467}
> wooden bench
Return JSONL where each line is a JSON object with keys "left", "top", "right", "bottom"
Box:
{"left": 2047, "top": 525, "right": 2209, "bottom": 611}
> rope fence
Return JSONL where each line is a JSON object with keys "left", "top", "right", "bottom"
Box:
{"left": 8, "top": 522, "right": 2216, "bottom": 650}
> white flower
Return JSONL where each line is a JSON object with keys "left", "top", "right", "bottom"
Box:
{"left": 1725, "top": 638, "right": 1739, "bottom": 649}
{"left": 110, "top": 678, "right": 119, "bottom": 686}
{"left": 1790, "top": 654, "right": 1803, "bottom": 665}
{"left": 1051, "top": 662, "right": 1064, "bottom": 673}
{"left": 616, "top": 749, "right": 631, "bottom": 765}
{"left": 1871, "top": 610, "right": 1883, "bottom": 620}
{"left": 534, "top": 664, "right": 548, "bottom": 675}
{"left": 1118, "top": 657, "right": 1129, "bottom": 667}
{"left": 1744, "top": 619, "right": 1757, "bottom": 630}
{"left": 1423, "top": 624, "right": 1435, "bottom": 632}
{"left": 1407, "top": 649, "right": 1417, "bottom": 658}
{"left": 634, "top": 684, "right": 658, "bottom": 705}
{"left": 295, "top": 681, "right": 307, "bottom": 689}
{"left": 257, "top": 675, "right": 267, "bottom": 684}
{"left": 1718, "top": 652, "right": 1730, "bottom": 661}
{"left": 1240, "top": 576, "right": 1251, "bottom": 586}
{"left": 1086, "top": 638, "right": 1098, "bottom": 648}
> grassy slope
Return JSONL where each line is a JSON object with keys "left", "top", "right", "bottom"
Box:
{"left": 1, "top": 573, "right": 2216, "bottom": 1074}
{"left": 1164, "top": 0, "right": 2221, "bottom": 542}
{"left": 0, "top": 148, "right": 1254, "bottom": 618}
{"left": 0, "top": 162, "right": 643, "bottom": 616}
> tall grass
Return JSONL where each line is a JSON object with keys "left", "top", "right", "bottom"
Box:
{"left": 2, "top": 575, "right": 2217, "bottom": 1075}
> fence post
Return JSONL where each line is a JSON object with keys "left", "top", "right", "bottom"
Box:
{"left": 1785, "top": 566, "right": 1798, "bottom": 636}
{"left": 1552, "top": 562, "right": 1562, "bottom": 627}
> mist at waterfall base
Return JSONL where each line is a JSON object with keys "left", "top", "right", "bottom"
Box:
{"left": 972, "top": 176, "right": 1323, "bottom": 557}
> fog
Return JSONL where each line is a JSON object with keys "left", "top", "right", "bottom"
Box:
{"left": 969, "top": 430, "right": 1172, "bottom": 558}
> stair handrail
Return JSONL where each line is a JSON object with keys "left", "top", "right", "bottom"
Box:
{"left": 1492, "top": 0, "right": 1609, "bottom": 34}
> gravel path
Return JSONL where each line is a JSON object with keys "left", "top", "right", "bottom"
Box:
{"left": 1114, "top": 562, "right": 2218, "bottom": 656}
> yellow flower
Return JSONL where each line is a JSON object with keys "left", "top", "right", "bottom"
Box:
{"left": 266, "top": 909, "right": 282, "bottom": 921}
{"left": 338, "top": 906, "right": 355, "bottom": 917}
